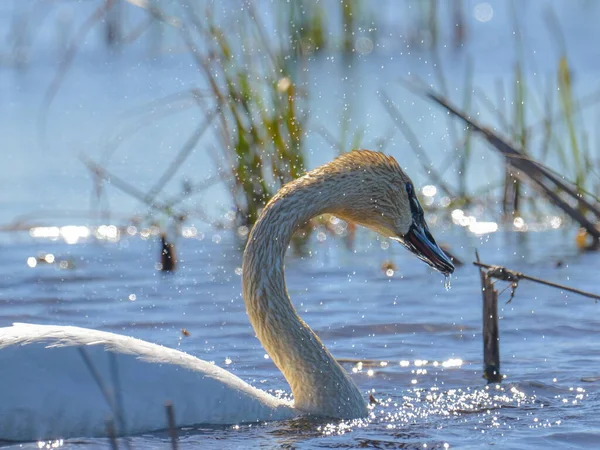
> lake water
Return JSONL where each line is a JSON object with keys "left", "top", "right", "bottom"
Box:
{"left": 1, "top": 0, "right": 600, "bottom": 448}
{"left": 1, "top": 228, "right": 599, "bottom": 449}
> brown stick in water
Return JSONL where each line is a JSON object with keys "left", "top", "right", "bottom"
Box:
{"left": 106, "top": 418, "right": 119, "bottom": 450}
{"left": 165, "top": 402, "right": 178, "bottom": 450}
{"left": 473, "top": 261, "right": 600, "bottom": 302}
{"left": 476, "top": 251, "right": 502, "bottom": 383}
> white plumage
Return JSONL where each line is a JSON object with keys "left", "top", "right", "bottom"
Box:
{"left": 0, "top": 323, "right": 294, "bottom": 440}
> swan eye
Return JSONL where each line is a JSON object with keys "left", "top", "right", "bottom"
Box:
{"left": 405, "top": 183, "right": 423, "bottom": 217}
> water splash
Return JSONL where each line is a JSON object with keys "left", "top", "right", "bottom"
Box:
{"left": 444, "top": 275, "right": 452, "bottom": 291}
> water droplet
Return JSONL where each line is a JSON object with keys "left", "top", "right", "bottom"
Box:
{"left": 444, "top": 276, "right": 452, "bottom": 291}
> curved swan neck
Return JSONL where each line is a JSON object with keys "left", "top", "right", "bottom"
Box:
{"left": 242, "top": 175, "right": 367, "bottom": 418}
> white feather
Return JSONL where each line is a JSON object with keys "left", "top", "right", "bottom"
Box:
{"left": 0, "top": 323, "right": 294, "bottom": 441}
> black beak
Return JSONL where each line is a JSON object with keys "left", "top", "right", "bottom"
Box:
{"left": 395, "top": 182, "right": 455, "bottom": 276}
{"left": 393, "top": 221, "right": 455, "bottom": 276}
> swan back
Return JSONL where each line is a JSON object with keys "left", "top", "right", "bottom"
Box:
{"left": 0, "top": 323, "right": 294, "bottom": 440}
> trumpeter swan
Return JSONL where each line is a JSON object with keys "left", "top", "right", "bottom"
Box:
{"left": 0, "top": 150, "right": 453, "bottom": 441}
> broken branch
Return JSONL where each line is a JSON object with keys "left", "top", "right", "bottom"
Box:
{"left": 473, "top": 261, "right": 600, "bottom": 301}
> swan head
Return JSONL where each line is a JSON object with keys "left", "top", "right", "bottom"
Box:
{"left": 389, "top": 181, "right": 455, "bottom": 276}
{"left": 325, "top": 150, "right": 454, "bottom": 276}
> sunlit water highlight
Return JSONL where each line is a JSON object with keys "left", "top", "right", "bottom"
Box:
{"left": 1, "top": 228, "right": 599, "bottom": 448}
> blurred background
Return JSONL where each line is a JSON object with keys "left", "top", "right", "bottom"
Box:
{"left": 2, "top": 0, "right": 600, "bottom": 239}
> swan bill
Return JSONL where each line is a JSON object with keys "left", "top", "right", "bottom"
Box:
{"left": 395, "top": 223, "right": 455, "bottom": 276}
{"left": 393, "top": 181, "right": 455, "bottom": 276}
